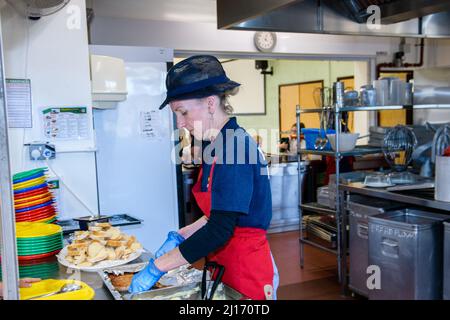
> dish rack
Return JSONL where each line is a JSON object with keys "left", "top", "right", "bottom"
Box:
{"left": 295, "top": 82, "right": 450, "bottom": 294}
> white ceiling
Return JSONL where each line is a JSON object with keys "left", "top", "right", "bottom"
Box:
{"left": 91, "top": 0, "right": 217, "bottom": 23}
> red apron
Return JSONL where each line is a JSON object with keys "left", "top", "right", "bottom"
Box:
{"left": 191, "top": 163, "right": 275, "bottom": 300}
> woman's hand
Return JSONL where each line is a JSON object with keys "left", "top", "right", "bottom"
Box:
{"left": 128, "top": 259, "right": 165, "bottom": 294}
{"left": 19, "top": 278, "right": 41, "bottom": 288}
{"left": 0, "top": 278, "right": 41, "bottom": 298}
{"left": 154, "top": 231, "right": 185, "bottom": 259}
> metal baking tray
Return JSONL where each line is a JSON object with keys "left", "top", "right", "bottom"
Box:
{"left": 99, "top": 263, "right": 206, "bottom": 300}
{"left": 99, "top": 262, "right": 148, "bottom": 300}
{"left": 129, "top": 281, "right": 246, "bottom": 300}
{"left": 58, "top": 214, "right": 142, "bottom": 234}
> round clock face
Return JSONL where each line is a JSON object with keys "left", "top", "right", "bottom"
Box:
{"left": 254, "top": 32, "right": 277, "bottom": 52}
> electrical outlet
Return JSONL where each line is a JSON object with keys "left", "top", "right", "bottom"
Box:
{"left": 28, "top": 142, "right": 56, "bottom": 161}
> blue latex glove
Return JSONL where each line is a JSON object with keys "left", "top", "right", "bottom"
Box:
{"left": 154, "top": 231, "right": 185, "bottom": 259}
{"left": 128, "top": 259, "right": 166, "bottom": 294}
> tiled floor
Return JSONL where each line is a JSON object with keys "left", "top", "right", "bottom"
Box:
{"left": 268, "top": 230, "right": 352, "bottom": 300}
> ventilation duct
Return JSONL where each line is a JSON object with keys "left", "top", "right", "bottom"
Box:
{"left": 217, "top": 0, "right": 450, "bottom": 38}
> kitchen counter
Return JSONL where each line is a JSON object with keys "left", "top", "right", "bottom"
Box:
{"left": 341, "top": 182, "right": 450, "bottom": 212}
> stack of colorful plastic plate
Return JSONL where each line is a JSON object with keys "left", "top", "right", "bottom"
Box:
{"left": 16, "top": 222, "right": 63, "bottom": 261}
{"left": 0, "top": 256, "right": 60, "bottom": 280}
{"left": 13, "top": 168, "right": 58, "bottom": 224}
{"left": 18, "top": 256, "right": 60, "bottom": 279}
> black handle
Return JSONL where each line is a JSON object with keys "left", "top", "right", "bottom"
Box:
{"left": 201, "top": 261, "right": 225, "bottom": 300}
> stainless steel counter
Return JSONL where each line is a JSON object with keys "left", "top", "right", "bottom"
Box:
{"left": 53, "top": 251, "right": 245, "bottom": 300}
{"left": 341, "top": 182, "right": 450, "bottom": 212}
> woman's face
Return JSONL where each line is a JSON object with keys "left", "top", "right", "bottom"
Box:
{"left": 290, "top": 125, "right": 297, "bottom": 136}
{"left": 170, "top": 97, "right": 212, "bottom": 141}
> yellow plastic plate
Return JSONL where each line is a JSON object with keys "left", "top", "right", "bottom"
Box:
{"left": 16, "top": 222, "right": 62, "bottom": 238}
{"left": 20, "top": 279, "right": 95, "bottom": 300}
{"left": 13, "top": 177, "right": 47, "bottom": 190}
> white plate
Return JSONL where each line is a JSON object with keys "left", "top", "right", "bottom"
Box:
{"left": 57, "top": 246, "right": 143, "bottom": 273}
{"left": 363, "top": 182, "right": 396, "bottom": 188}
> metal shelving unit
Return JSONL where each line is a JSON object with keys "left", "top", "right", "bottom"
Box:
{"left": 301, "top": 202, "right": 335, "bottom": 216}
{"left": 299, "top": 146, "right": 382, "bottom": 157}
{"left": 294, "top": 90, "right": 450, "bottom": 294}
{"left": 300, "top": 202, "right": 338, "bottom": 255}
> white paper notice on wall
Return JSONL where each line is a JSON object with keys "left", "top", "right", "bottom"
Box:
{"left": 140, "top": 110, "right": 163, "bottom": 140}
{"left": 6, "top": 79, "right": 33, "bottom": 128}
{"left": 42, "top": 106, "right": 89, "bottom": 140}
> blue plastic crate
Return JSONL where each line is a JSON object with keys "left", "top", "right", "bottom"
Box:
{"left": 302, "top": 128, "right": 336, "bottom": 151}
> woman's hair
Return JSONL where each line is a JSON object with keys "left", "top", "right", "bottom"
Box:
{"left": 218, "top": 87, "right": 239, "bottom": 115}
{"left": 291, "top": 122, "right": 305, "bottom": 129}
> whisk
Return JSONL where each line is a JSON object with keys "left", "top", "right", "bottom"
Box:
{"left": 382, "top": 125, "right": 418, "bottom": 172}
{"left": 432, "top": 124, "right": 450, "bottom": 163}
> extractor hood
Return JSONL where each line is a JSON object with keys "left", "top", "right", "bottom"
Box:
{"left": 217, "top": 0, "right": 450, "bottom": 38}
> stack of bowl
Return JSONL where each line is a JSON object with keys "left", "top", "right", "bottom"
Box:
{"left": 13, "top": 168, "right": 58, "bottom": 224}
{"left": 15, "top": 222, "right": 63, "bottom": 262}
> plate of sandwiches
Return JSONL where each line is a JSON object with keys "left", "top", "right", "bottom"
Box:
{"left": 57, "top": 222, "right": 143, "bottom": 272}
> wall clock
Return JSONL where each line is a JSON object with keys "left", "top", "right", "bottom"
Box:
{"left": 254, "top": 32, "right": 277, "bottom": 52}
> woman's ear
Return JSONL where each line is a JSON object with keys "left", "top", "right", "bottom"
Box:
{"left": 206, "top": 95, "right": 217, "bottom": 115}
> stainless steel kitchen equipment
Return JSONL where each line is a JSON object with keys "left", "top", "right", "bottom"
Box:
{"left": 99, "top": 262, "right": 207, "bottom": 300}
{"left": 297, "top": 88, "right": 450, "bottom": 295}
{"left": 129, "top": 281, "right": 245, "bottom": 300}
{"left": 360, "top": 85, "right": 377, "bottom": 107}
{"left": 328, "top": 171, "right": 372, "bottom": 209}
{"left": 435, "top": 155, "right": 450, "bottom": 202}
{"left": 431, "top": 124, "right": 450, "bottom": 164}
{"left": 368, "top": 209, "right": 450, "bottom": 300}
{"left": 444, "top": 222, "right": 450, "bottom": 300}
{"left": 374, "top": 79, "right": 389, "bottom": 106}
{"left": 347, "top": 195, "right": 405, "bottom": 297}
{"left": 382, "top": 125, "right": 418, "bottom": 172}
{"left": 269, "top": 161, "right": 309, "bottom": 233}
{"left": 306, "top": 215, "right": 337, "bottom": 250}
{"left": 217, "top": 0, "right": 450, "bottom": 38}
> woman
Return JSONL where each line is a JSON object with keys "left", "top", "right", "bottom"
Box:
{"left": 0, "top": 278, "right": 41, "bottom": 298}
{"left": 129, "top": 55, "right": 279, "bottom": 300}
{"left": 279, "top": 122, "right": 305, "bottom": 154}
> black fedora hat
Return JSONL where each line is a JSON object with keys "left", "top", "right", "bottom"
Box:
{"left": 159, "top": 55, "right": 240, "bottom": 110}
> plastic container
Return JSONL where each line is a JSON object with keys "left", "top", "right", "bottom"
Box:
{"left": 302, "top": 128, "right": 336, "bottom": 151}
{"left": 269, "top": 163, "right": 286, "bottom": 210}
{"left": 368, "top": 209, "right": 449, "bottom": 300}
{"left": 444, "top": 222, "right": 450, "bottom": 300}
{"left": 363, "top": 173, "right": 394, "bottom": 188}
{"left": 373, "top": 79, "right": 389, "bottom": 106}
{"left": 435, "top": 156, "right": 450, "bottom": 202}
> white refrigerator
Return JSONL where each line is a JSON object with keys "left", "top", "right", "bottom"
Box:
{"left": 90, "top": 45, "right": 179, "bottom": 253}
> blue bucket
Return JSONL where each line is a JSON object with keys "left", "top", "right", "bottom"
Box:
{"left": 302, "top": 128, "right": 336, "bottom": 151}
